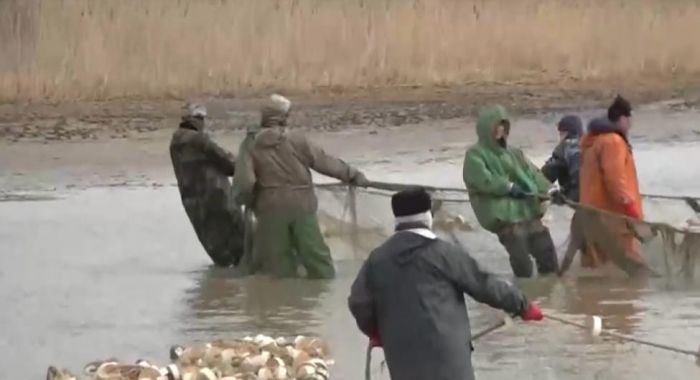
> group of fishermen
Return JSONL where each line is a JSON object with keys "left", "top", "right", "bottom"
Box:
{"left": 170, "top": 95, "right": 368, "bottom": 277}
{"left": 463, "top": 94, "right": 643, "bottom": 278}
{"left": 170, "top": 93, "right": 643, "bottom": 380}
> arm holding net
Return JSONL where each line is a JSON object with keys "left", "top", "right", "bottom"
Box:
{"left": 463, "top": 153, "right": 512, "bottom": 196}
{"left": 442, "top": 242, "right": 528, "bottom": 315}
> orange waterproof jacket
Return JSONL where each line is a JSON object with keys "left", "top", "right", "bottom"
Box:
{"left": 579, "top": 118, "right": 643, "bottom": 267}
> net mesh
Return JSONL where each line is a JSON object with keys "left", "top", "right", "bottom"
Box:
{"left": 315, "top": 184, "right": 700, "bottom": 281}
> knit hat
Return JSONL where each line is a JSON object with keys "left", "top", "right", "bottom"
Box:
{"left": 391, "top": 188, "right": 432, "bottom": 217}
{"left": 557, "top": 115, "right": 583, "bottom": 137}
{"left": 607, "top": 95, "right": 632, "bottom": 122}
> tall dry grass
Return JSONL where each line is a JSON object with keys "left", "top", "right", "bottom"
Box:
{"left": 1, "top": 0, "right": 699, "bottom": 102}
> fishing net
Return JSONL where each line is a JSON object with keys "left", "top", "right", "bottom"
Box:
{"left": 315, "top": 183, "right": 700, "bottom": 281}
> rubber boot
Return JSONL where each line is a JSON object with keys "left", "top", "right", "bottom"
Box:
{"left": 292, "top": 213, "right": 336, "bottom": 279}
{"left": 498, "top": 226, "right": 534, "bottom": 278}
{"left": 528, "top": 227, "right": 560, "bottom": 275}
{"left": 252, "top": 213, "right": 299, "bottom": 277}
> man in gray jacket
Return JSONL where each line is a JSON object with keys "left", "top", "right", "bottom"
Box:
{"left": 234, "top": 94, "right": 368, "bottom": 278}
{"left": 348, "top": 188, "right": 543, "bottom": 380}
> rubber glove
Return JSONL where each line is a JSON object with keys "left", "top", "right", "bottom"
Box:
{"left": 622, "top": 202, "right": 641, "bottom": 219}
{"left": 547, "top": 188, "right": 566, "bottom": 205}
{"left": 509, "top": 183, "right": 527, "bottom": 199}
{"left": 521, "top": 302, "right": 544, "bottom": 321}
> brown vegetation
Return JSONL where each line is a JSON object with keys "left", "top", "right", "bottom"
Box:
{"left": 1, "top": 0, "right": 699, "bottom": 102}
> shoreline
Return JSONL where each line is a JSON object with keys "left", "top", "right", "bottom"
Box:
{"left": 1, "top": 78, "right": 699, "bottom": 142}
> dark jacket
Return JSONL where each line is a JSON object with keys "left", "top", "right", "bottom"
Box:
{"left": 541, "top": 136, "right": 581, "bottom": 202}
{"left": 348, "top": 230, "right": 528, "bottom": 380}
{"left": 170, "top": 116, "right": 244, "bottom": 266}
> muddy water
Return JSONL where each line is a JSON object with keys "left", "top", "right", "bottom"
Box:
{"left": 2, "top": 109, "right": 700, "bottom": 379}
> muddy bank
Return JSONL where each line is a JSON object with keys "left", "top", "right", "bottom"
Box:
{"left": 1, "top": 79, "right": 700, "bottom": 142}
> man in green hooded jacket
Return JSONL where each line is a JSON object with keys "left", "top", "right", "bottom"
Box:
{"left": 233, "top": 94, "right": 368, "bottom": 279}
{"left": 463, "top": 105, "right": 559, "bottom": 277}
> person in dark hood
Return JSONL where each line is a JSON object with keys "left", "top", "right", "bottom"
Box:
{"left": 170, "top": 103, "right": 244, "bottom": 267}
{"left": 462, "top": 105, "right": 559, "bottom": 278}
{"left": 233, "top": 94, "right": 368, "bottom": 279}
{"left": 542, "top": 115, "right": 583, "bottom": 202}
{"left": 348, "top": 188, "right": 543, "bottom": 380}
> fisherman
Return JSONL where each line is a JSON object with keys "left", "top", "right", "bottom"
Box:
{"left": 462, "top": 105, "right": 559, "bottom": 278}
{"left": 233, "top": 94, "right": 368, "bottom": 279}
{"left": 540, "top": 115, "right": 586, "bottom": 276}
{"left": 170, "top": 103, "right": 245, "bottom": 267}
{"left": 542, "top": 115, "right": 583, "bottom": 202}
{"left": 578, "top": 95, "right": 645, "bottom": 271}
{"left": 348, "top": 188, "right": 543, "bottom": 380}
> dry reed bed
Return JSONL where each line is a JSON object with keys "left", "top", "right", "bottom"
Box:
{"left": 1, "top": 0, "right": 699, "bottom": 102}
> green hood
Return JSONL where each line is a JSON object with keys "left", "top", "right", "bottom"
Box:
{"left": 476, "top": 105, "right": 510, "bottom": 151}
{"left": 463, "top": 105, "right": 552, "bottom": 232}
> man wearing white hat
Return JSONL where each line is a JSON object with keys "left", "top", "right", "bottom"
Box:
{"left": 170, "top": 103, "right": 244, "bottom": 267}
{"left": 349, "top": 187, "right": 543, "bottom": 380}
{"left": 234, "top": 94, "right": 368, "bottom": 278}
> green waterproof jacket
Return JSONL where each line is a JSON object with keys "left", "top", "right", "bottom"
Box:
{"left": 462, "top": 105, "right": 552, "bottom": 233}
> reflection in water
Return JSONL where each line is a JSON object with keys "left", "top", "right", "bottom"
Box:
{"left": 550, "top": 276, "right": 648, "bottom": 336}
{"left": 182, "top": 268, "right": 331, "bottom": 336}
{"left": 4, "top": 132, "right": 700, "bottom": 379}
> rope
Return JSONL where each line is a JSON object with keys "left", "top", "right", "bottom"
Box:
{"left": 545, "top": 314, "right": 700, "bottom": 359}
{"left": 642, "top": 193, "right": 700, "bottom": 202}
{"left": 318, "top": 181, "right": 700, "bottom": 235}
{"left": 316, "top": 181, "right": 700, "bottom": 203}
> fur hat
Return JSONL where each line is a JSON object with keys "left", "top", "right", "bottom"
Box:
{"left": 391, "top": 188, "right": 432, "bottom": 217}
{"left": 607, "top": 95, "right": 632, "bottom": 122}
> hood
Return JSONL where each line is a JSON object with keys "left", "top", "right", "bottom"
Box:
{"left": 582, "top": 117, "right": 630, "bottom": 149}
{"left": 557, "top": 115, "right": 583, "bottom": 138}
{"left": 476, "top": 105, "right": 510, "bottom": 150}
{"left": 587, "top": 117, "right": 620, "bottom": 135}
{"left": 254, "top": 128, "right": 287, "bottom": 148}
{"left": 179, "top": 115, "right": 204, "bottom": 131}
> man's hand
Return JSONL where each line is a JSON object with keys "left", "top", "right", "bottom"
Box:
{"left": 350, "top": 171, "right": 370, "bottom": 187}
{"left": 622, "top": 202, "right": 642, "bottom": 219}
{"left": 521, "top": 302, "right": 544, "bottom": 321}
{"left": 369, "top": 334, "right": 382, "bottom": 348}
{"left": 509, "top": 183, "right": 527, "bottom": 199}
{"left": 548, "top": 188, "right": 566, "bottom": 205}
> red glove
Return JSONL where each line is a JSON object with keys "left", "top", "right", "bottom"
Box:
{"left": 369, "top": 324, "right": 382, "bottom": 347}
{"left": 369, "top": 334, "right": 382, "bottom": 348}
{"left": 521, "top": 303, "right": 544, "bottom": 321}
{"left": 622, "top": 202, "right": 641, "bottom": 219}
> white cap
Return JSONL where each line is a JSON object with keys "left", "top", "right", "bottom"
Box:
{"left": 269, "top": 94, "right": 291, "bottom": 114}
{"left": 187, "top": 103, "right": 207, "bottom": 118}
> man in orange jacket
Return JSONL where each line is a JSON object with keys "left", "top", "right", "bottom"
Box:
{"left": 579, "top": 95, "right": 644, "bottom": 269}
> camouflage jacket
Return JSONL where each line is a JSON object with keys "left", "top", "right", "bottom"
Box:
{"left": 169, "top": 116, "right": 236, "bottom": 201}
{"left": 542, "top": 136, "right": 581, "bottom": 202}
